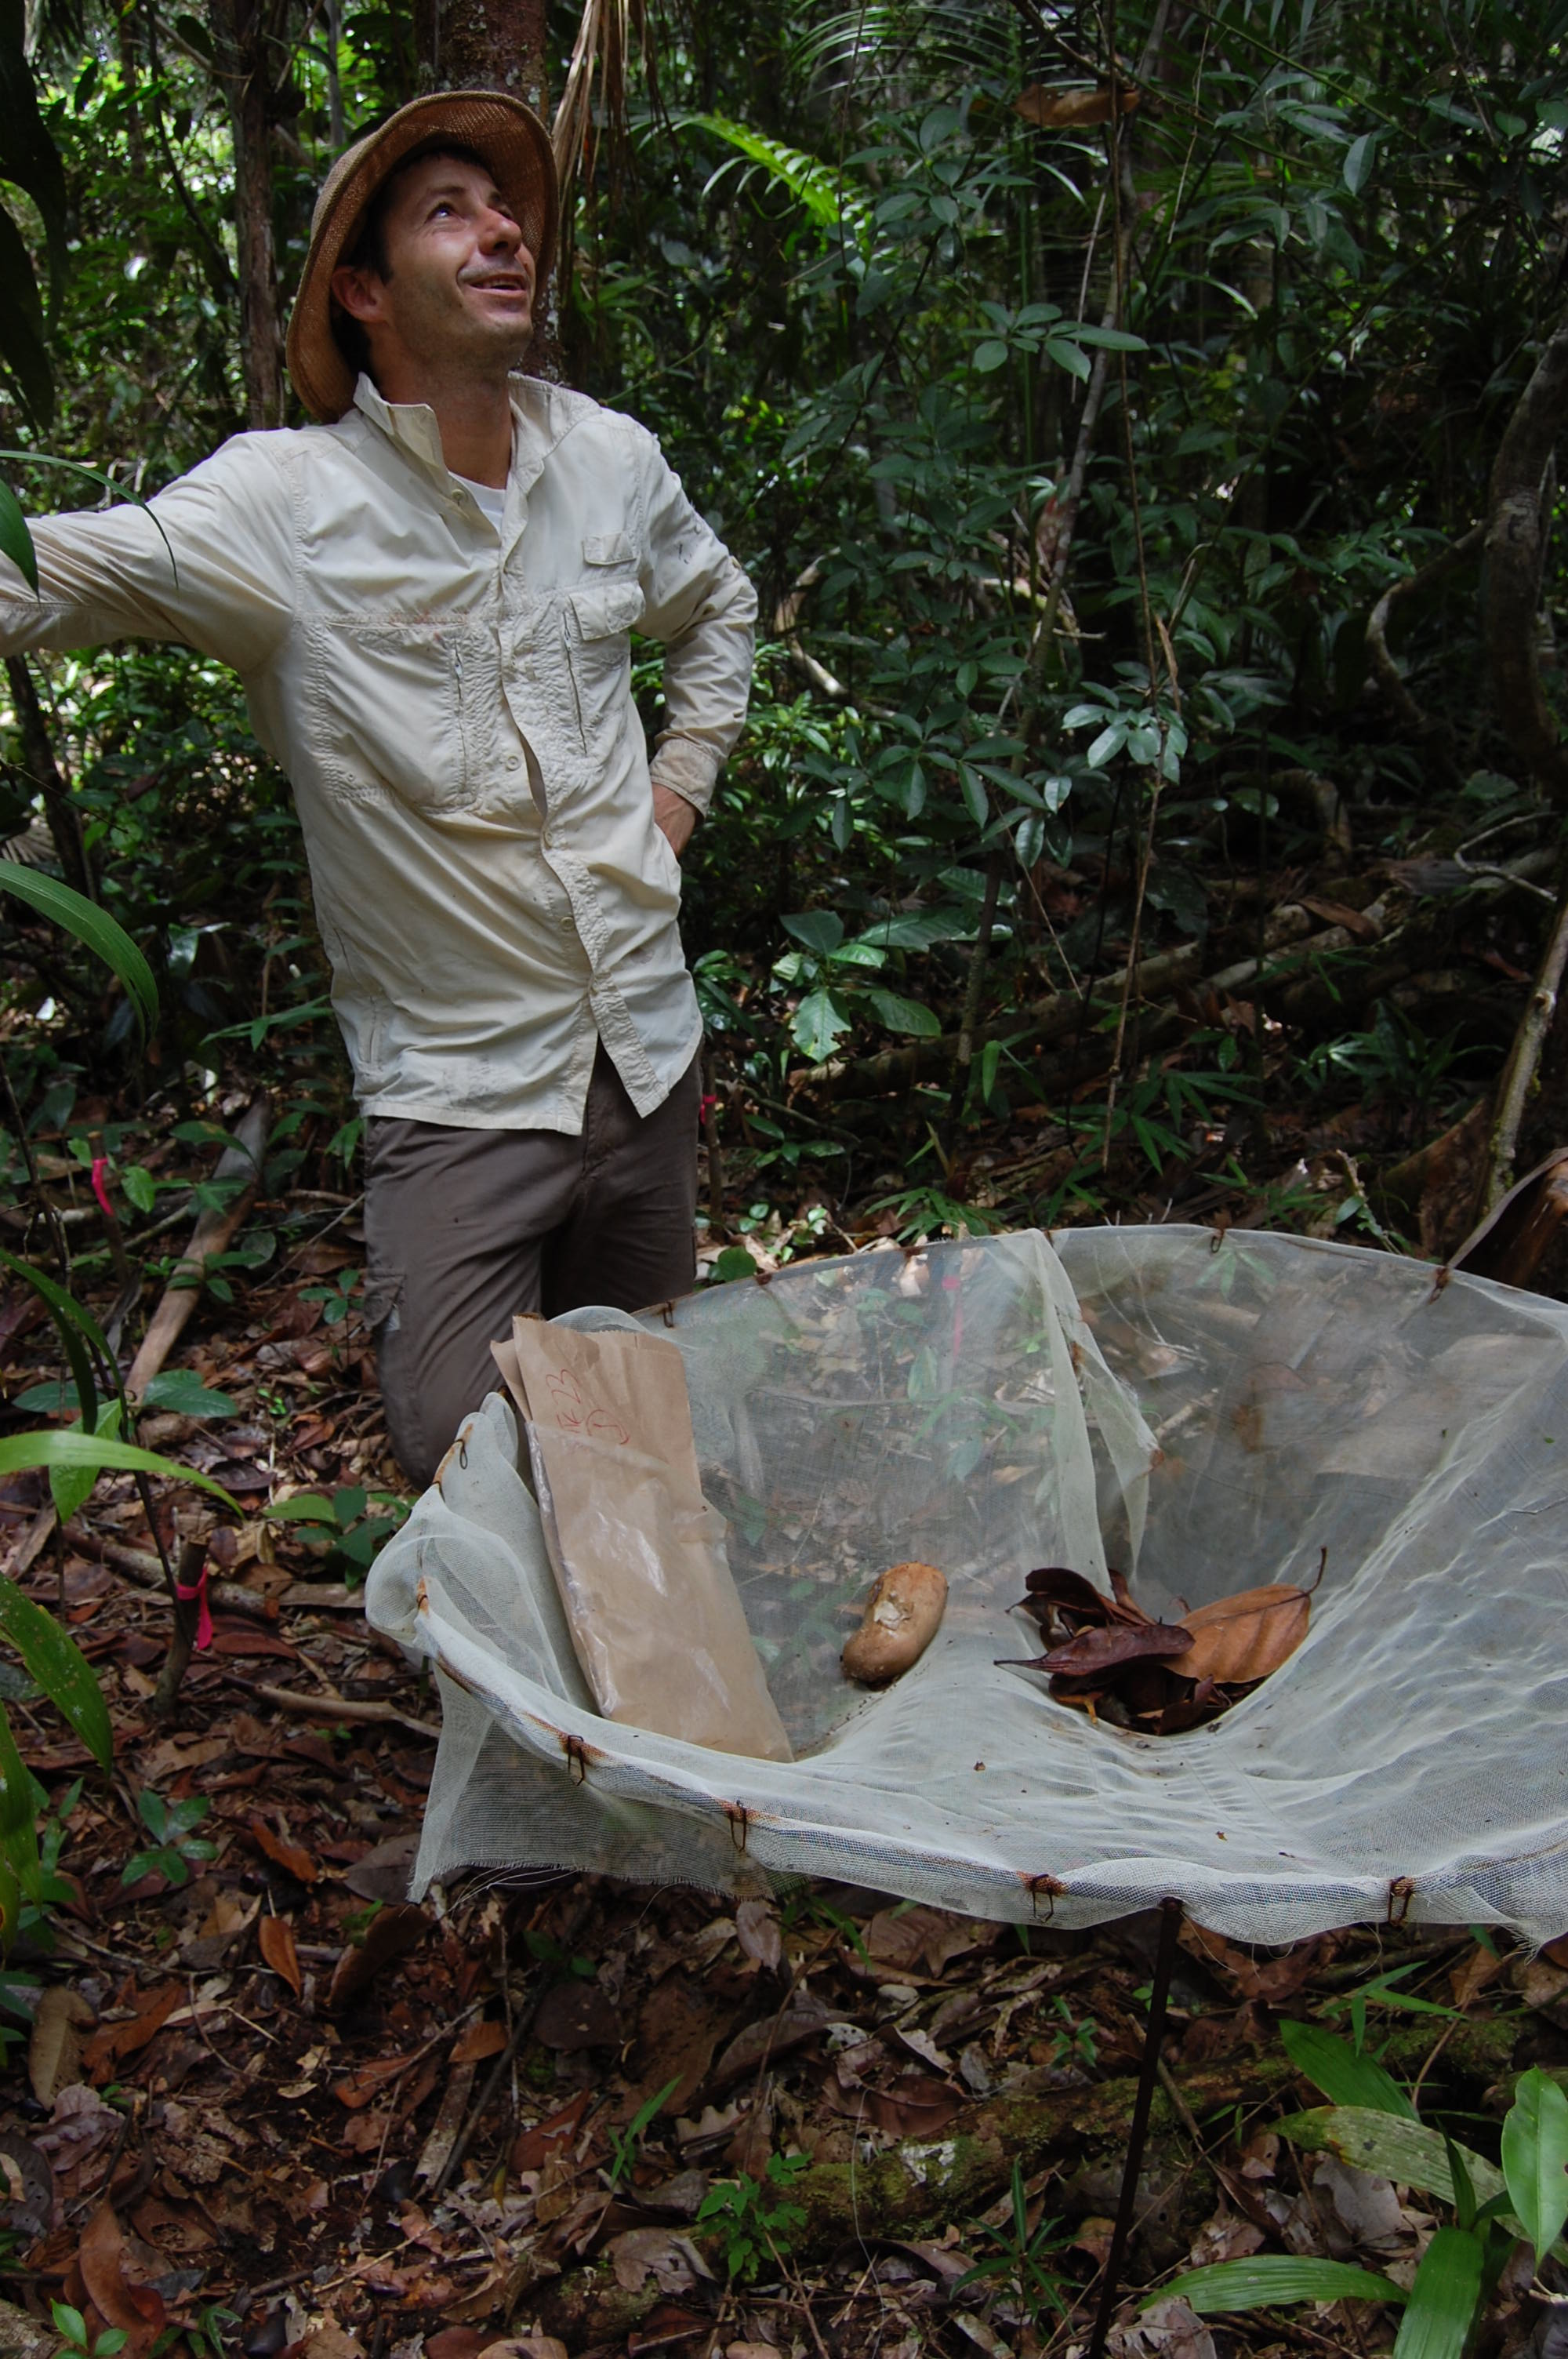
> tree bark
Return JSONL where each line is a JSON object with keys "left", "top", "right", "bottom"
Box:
{"left": 413, "top": 0, "right": 547, "bottom": 106}
{"left": 209, "top": 0, "right": 286, "bottom": 428}
{"left": 1484, "top": 316, "right": 1568, "bottom": 803}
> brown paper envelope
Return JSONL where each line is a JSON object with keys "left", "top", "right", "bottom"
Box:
{"left": 510, "top": 1318, "right": 791, "bottom": 1761}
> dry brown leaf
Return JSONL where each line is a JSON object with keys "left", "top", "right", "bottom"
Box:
{"left": 332, "top": 2056, "right": 411, "bottom": 2110}
{"left": 1171, "top": 1583, "right": 1311, "bottom": 1684}
{"left": 325, "top": 1902, "right": 427, "bottom": 2011}
{"left": 859, "top": 2070, "right": 965, "bottom": 2139}
{"left": 535, "top": 1981, "right": 618, "bottom": 2052}
{"left": 1450, "top": 1943, "right": 1504, "bottom": 2008}
{"left": 78, "top": 2206, "right": 166, "bottom": 2356}
{"left": 29, "top": 1987, "right": 94, "bottom": 2107}
{"left": 1014, "top": 82, "right": 1140, "bottom": 126}
{"left": 734, "top": 1899, "right": 782, "bottom": 1974}
{"left": 451, "top": 2016, "right": 509, "bottom": 2063}
{"left": 248, "top": 1815, "right": 320, "bottom": 1883}
{"left": 82, "top": 1984, "right": 181, "bottom": 2077}
{"left": 258, "top": 1914, "right": 302, "bottom": 1997}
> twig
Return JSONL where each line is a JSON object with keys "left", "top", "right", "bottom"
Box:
{"left": 1474, "top": 858, "right": 1568, "bottom": 1215}
{"left": 431, "top": 1894, "right": 594, "bottom": 2194}
{"left": 125, "top": 1097, "right": 270, "bottom": 1399}
{"left": 1363, "top": 525, "right": 1483, "bottom": 779}
{"left": 246, "top": 1680, "right": 441, "bottom": 1740}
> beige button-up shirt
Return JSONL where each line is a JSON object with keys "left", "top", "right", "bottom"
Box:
{"left": 0, "top": 375, "right": 757, "bottom": 1130}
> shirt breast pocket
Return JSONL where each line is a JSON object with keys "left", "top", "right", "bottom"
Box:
{"left": 565, "top": 580, "right": 644, "bottom": 751}
{"left": 308, "top": 616, "right": 472, "bottom": 812}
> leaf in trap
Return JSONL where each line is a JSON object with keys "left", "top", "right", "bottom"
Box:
{"left": 1007, "top": 1617, "right": 1193, "bottom": 1677}
{"left": 1170, "top": 1583, "right": 1312, "bottom": 1684}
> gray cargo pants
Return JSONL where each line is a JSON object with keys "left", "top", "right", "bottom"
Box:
{"left": 364, "top": 1045, "right": 701, "bottom": 1487}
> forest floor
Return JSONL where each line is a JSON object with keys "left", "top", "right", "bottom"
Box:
{"left": 0, "top": 1150, "right": 1562, "bottom": 2359}
{"left": 2, "top": 805, "right": 1566, "bottom": 2359}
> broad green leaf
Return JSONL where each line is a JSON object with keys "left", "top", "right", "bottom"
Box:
{"left": 1279, "top": 2019, "right": 1418, "bottom": 2117}
{"left": 140, "top": 1370, "right": 238, "bottom": 1419}
{"left": 1343, "top": 131, "right": 1378, "bottom": 194}
{"left": 0, "top": 1430, "right": 241, "bottom": 1513}
{"left": 1156, "top": 2258, "right": 1406, "bottom": 2316}
{"left": 973, "top": 340, "right": 1010, "bottom": 372}
{"left": 0, "top": 1249, "right": 103, "bottom": 1438}
{"left": 1044, "top": 336, "right": 1092, "bottom": 382}
{"left": 866, "top": 988, "right": 942, "bottom": 1038}
{"left": 1279, "top": 2107, "right": 1501, "bottom": 2209}
{"left": 49, "top": 1398, "right": 122, "bottom": 1527}
{"left": 263, "top": 1494, "right": 337, "bottom": 1524}
{"left": 120, "top": 1165, "right": 158, "bottom": 1215}
{"left": 781, "top": 909, "right": 844, "bottom": 958}
{"left": 1391, "top": 2228, "right": 1483, "bottom": 2359}
{"left": 1086, "top": 721, "right": 1127, "bottom": 767}
{"left": 0, "top": 867, "right": 157, "bottom": 1039}
{"left": 0, "top": 474, "right": 37, "bottom": 589}
{"left": 1501, "top": 2066, "right": 1568, "bottom": 2267}
{"left": 790, "top": 987, "right": 851, "bottom": 1064}
{"left": 1069, "top": 325, "right": 1150, "bottom": 351}
{"left": 0, "top": 1579, "right": 111, "bottom": 1771}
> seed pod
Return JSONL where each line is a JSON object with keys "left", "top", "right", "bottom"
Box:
{"left": 842, "top": 1561, "right": 948, "bottom": 1685}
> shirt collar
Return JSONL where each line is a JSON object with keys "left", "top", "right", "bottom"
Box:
{"left": 352, "top": 369, "right": 568, "bottom": 507}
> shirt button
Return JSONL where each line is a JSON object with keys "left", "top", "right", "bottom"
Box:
{"left": 506, "top": 754, "right": 521, "bottom": 771}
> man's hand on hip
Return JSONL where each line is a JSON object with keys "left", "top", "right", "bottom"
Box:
{"left": 653, "top": 783, "right": 699, "bottom": 858}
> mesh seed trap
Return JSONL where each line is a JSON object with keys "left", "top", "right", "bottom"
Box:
{"left": 366, "top": 1227, "right": 1568, "bottom": 1946}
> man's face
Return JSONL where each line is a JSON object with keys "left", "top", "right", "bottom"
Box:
{"left": 332, "top": 152, "right": 535, "bottom": 385}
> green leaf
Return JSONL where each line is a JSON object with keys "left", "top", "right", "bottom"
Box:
{"left": 140, "top": 1370, "right": 238, "bottom": 1419}
{"left": 1279, "top": 2020, "right": 1418, "bottom": 2117}
{"left": 1279, "top": 2108, "right": 1501, "bottom": 2210}
{"left": 973, "top": 339, "right": 1010, "bottom": 372}
{"left": 781, "top": 909, "right": 844, "bottom": 957}
{"left": 0, "top": 1430, "right": 241, "bottom": 1513}
{"left": 50, "top": 1398, "right": 122, "bottom": 1528}
{"left": 0, "top": 868, "right": 158, "bottom": 1040}
{"left": 0, "top": 1578, "right": 111, "bottom": 1771}
{"left": 263, "top": 1494, "right": 336, "bottom": 1525}
{"left": 1156, "top": 2258, "right": 1406, "bottom": 2316}
{"left": 1069, "top": 325, "right": 1150, "bottom": 351}
{"left": 1343, "top": 131, "right": 1378, "bottom": 194}
{"left": 0, "top": 474, "right": 35, "bottom": 591}
{"left": 865, "top": 988, "right": 942, "bottom": 1038}
{"left": 790, "top": 987, "right": 851, "bottom": 1064}
{"left": 1501, "top": 2066, "right": 1568, "bottom": 2269}
{"left": 1043, "top": 336, "right": 1092, "bottom": 382}
{"left": 1391, "top": 2228, "right": 1483, "bottom": 2359}
{"left": 0, "top": 1249, "right": 103, "bottom": 1439}
{"left": 0, "top": 1702, "right": 38, "bottom": 1933}
{"left": 711, "top": 1245, "right": 757, "bottom": 1285}
{"left": 119, "top": 1165, "right": 158, "bottom": 1216}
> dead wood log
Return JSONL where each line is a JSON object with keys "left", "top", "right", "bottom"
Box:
{"left": 63, "top": 1523, "right": 275, "bottom": 1623}
{"left": 1485, "top": 315, "right": 1568, "bottom": 803}
{"left": 528, "top": 2013, "right": 1519, "bottom": 2345}
{"left": 799, "top": 907, "right": 1323, "bottom": 1101}
{"left": 125, "top": 1098, "right": 269, "bottom": 1401}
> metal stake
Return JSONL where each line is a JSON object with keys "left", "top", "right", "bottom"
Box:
{"left": 1085, "top": 1896, "right": 1184, "bottom": 2359}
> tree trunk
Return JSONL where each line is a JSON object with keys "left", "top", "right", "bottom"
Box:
{"left": 209, "top": 0, "right": 286, "bottom": 428}
{"left": 1483, "top": 315, "right": 1568, "bottom": 803}
{"left": 412, "top": 0, "right": 547, "bottom": 106}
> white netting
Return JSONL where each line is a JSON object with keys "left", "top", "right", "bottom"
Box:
{"left": 365, "top": 1226, "right": 1568, "bottom": 1945}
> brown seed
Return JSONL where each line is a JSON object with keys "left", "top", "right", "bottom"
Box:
{"left": 842, "top": 1561, "right": 948, "bottom": 1685}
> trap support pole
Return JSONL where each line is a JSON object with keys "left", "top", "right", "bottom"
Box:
{"left": 1085, "top": 1896, "right": 1184, "bottom": 2359}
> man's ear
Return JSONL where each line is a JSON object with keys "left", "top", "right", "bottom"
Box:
{"left": 330, "top": 264, "right": 387, "bottom": 325}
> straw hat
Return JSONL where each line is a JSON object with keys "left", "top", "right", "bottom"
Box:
{"left": 286, "top": 89, "right": 559, "bottom": 423}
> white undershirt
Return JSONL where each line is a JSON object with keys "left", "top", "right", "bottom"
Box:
{"left": 452, "top": 471, "right": 507, "bottom": 533}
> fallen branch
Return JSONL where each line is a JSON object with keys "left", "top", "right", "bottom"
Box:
{"left": 63, "top": 1523, "right": 276, "bottom": 1622}
{"left": 797, "top": 904, "right": 1327, "bottom": 1099}
{"left": 125, "top": 1097, "right": 270, "bottom": 1400}
{"left": 251, "top": 1680, "right": 441, "bottom": 1740}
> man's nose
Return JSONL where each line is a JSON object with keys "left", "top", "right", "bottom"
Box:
{"left": 481, "top": 209, "right": 525, "bottom": 259}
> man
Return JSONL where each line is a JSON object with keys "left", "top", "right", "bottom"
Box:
{"left": 0, "top": 92, "right": 757, "bottom": 1486}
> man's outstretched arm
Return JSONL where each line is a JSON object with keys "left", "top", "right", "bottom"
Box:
{"left": 0, "top": 435, "right": 296, "bottom": 675}
{"left": 633, "top": 434, "right": 759, "bottom": 852}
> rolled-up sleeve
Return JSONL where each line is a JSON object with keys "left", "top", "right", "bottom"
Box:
{"left": 633, "top": 433, "right": 757, "bottom": 816}
{"left": 0, "top": 434, "right": 296, "bottom": 676}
